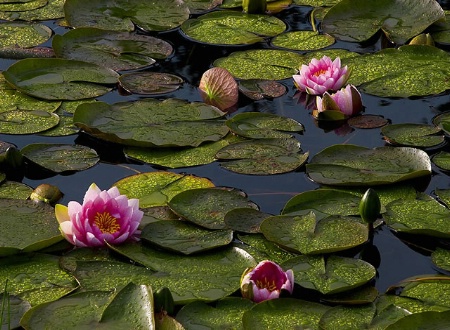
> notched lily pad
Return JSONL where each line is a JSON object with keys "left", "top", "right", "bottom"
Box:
{"left": 381, "top": 123, "right": 444, "bottom": 148}
{"left": 271, "top": 31, "right": 335, "bottom": 51}
{"left": 21, "top": 143, "right": 99, "bottom": 173}
{"left": 119, "top": 72, "right": 183, "bottom": 95}
{"left": 224, "top": 208, "right": 272, "bottom": 233}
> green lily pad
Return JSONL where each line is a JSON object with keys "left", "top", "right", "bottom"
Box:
{"left": 0, "top": 0, "right": 64, "bottom": 21}
{"left": 53, "top": 27, "right": 172, "bottom": 71}
{"left": 168, "top": 187, "right": 258, "bottom": 230}
{"left": 319, "top": 304, "right": 376, "bottom": 329}
{"left": 216, "top": 138, "right": 308, "bottom": 175}
{"left": 435, "top": 188, "right": 450, "bottom": 208}
{"left": 385, "top": 310, "right": 450, "bottom": 330}
{"left": 114, "top": 171, "right": 214, "bottom": 208}
{"left": 125, "top": 139, "right": 230, "bottom": 169}
{"left": 293, "top": 0, "right": 340, "bottom": 6}
{"left": 3, "top": 58, "right": 118, "bottom": 100}
{"left": 381, "top": 123, "right": 444, "bottom": 148}
{"left": 109, "top": 243, "right": 256, "bottom": 304}
{"left": 64, "top": 0, "right": 190, "bottom": 32}
{"left": 74, "top": 99, "right": 228, "bottom": 147}
{"left": 432, "top": 111, "right": 450, "bottom": 135}
{"left": 141, "top": 220, "right": 233, "bottom": 255}
{"left": 260, "top": 212, "right": 368, "bottom": 255}
{"left": 321, "top": 286, "right": 379, "bottom": 305}
{"left": 271, "top": 31, "right": 335, "bottom": 51}
{"left": 176, "top": 298, "right": 254, "bottom": 330}
{"left": 0, "top": 294, "right": 31, "bottom": 330}
{"left": 322, "top": 0, "right": 444, "bottom": 44}
{"left": 0, "top": 181, "right": 32, "bottom": 199}
{"left": 0, "top": 199, "right": 64, "bottom": 256}
{"left": 119, "top": 72, "right": 183, "bottom": 95}
{"left": 226, "top": 112, "right": 304, "bottom": 139}
{"left": 21, "top": 143, "right": 99, "bottom": 173}
{"left": 282, "top": 255, "right": 376, "bottom": 295}
{"left": 0, "top": 0, "right": 46, "bottom": 11}
{"left": 432, "top": 152, "right": 450, "bottom": 171}
{"left": 214, "top": 49, "right": 303, "bottom": 80}
{"left": 431, "top": 248, "right": 450, "bottom": 273}
{"left": 0, "top": 110, "right": 59, "bottom": 135}
{"left": 306, "top": 144, "right": 431, "bottom": 186}
{"left": 224, "top": 208, "right": 272, "bottom": 233}
{"left": 185, "top": 0, "right": 222, "bottom": 14}
{"left": 384, "top": 193, "right": 450, "bottom": 238}
{"left": 242, "top": 298, "right": 330, "bottom": 329}
{"left": 0, "top": 253, "right": 77, "bottom": 306}
{"left": 181, "top": 10, "right": 285, "bottom": 45}
{"left": 0, "top": 22, "right": 51, "bottom": 48}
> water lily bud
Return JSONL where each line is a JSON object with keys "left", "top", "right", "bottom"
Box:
{"left": 359, "top": 188, "right": 381, "bottom": 224}
{"left": 30, "top": 183, "right": 63, "bottom": 205}
{"left": 198, "top": 67, "right": 238, "bottom": 111}
{"left": 409, "top": 33, "right": 434, "bottom": 46}
{"left": 242, "top": 0, "right": 267, "bottom": 13}
{"left": 153, "top": 287, "right": 174, "bottom": 315}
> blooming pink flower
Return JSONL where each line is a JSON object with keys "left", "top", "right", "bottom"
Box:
{"left": 240, "top": 260, "right": 294, "bottom": 303}
{"left": 293, "top": 56, "right": 350, "bottom": 95}
{"left": 55, "top": 183, "right": 143, "bottom": 247}
{"left": 316, "top": 84, "right": 363, "bottom": 116}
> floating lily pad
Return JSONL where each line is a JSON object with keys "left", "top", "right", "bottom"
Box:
{"left": 3, "top": 58, "right": 119, "bottom": 100}
{"left": 271, "top": 31, "right": 335, "bottom": 51}
{"left": 381, "top": 123, "right": 444, "bottom": 148}
{"left": 321, "top": 286, "right": 379, "bottom": 305}
{"left": 0, "top": 0, "right": 64, "bottom": 21}
{"left": 432, "top": 151, "right": 450, "bottom": 171}
{"left": 0, "top": 294, "right": 31, "bottom": 330}
{"left": 226, "top": 112, "right": 304, "bottom": 139}
{"left": 181, "top": 10, "right": 285, "bottom": 45}
{"left": 74, "top": 99, "right": 229, "bottom": 147}
{"left": 0, "top": 110, "right": 59, "bottom": 134}
{"left": 282, "top": 255, "right": 376, "bottom": 295}
{"left": 0, "top": 199, "right": 64, "bottom": 256}
{"left": 384, "top": 193, "right": 450, "bottom": 238}
{"left": 114, "top": 172, "right": 214, "bottom": 208}
{"left": 239, "top": 79, "right": 286, "bottom": 100}
{"left": 0, "top": 181, "right": 32, "bottom": 199}
{"left": 306, "top": 144, "right": 431, "bottom": 186}
{"left": 347, "top": 114, "right": 389, "bottom": 129}
{"left": 322, "top": 0, "right": 444, "bottom": 44}
{"left": 431, "top": 248, "right": 450, "bottom": 273}
{"left": 185, "top": 0, "right": 222, "bottom": 14}
{"left": 385, "top": 310, "right": 450, "bottom": 329}
{"left": 176, "top": 298, "right": 254, "bottom": 329}
{"left": 319, "top": 304, "right": 376, "bottom": 329}
{"left": 216, "top": 138, "right": 308, "bottom": 175}
{"left": 53, "top": 27, "right": 173, "bottom": 71}
{"left": 260, "top": 212, "right": 368, "bottom": 255}
{"left": 64, "top": 0, "right": 190, "bottom": 32}
{"left": 110, "top": 243, "right": 256, "bottom": 304}
{"left": 0, "top": 253, "right": 77, "bottom": 306}
{"left": 141, "top": 220, "right": 233, "bottom": 255}
{"left": 435, "top": 188, "right": 450, "bottom": 208}
{"left": 119, "top": 72, "right": 183, "bottom": 95}
{"left": 293, "top": 0, "right": 340, "bottom": 6}
{"left": 432, "top": 111, "right": 450, "bottom": 135}
{"left": 0, "top": 0, "right": 46, "bottom": 11}
{"left": 168, "top": 187, "right": 258, "bottom": 229}
{"left": 0, "top": 22, "right": 51, "bottom": 48}
{"left": 224, "top": 208, "right": 272, "bottom": 233}
{"left": 21, "top": 143, "right": 99, "bottom": 173}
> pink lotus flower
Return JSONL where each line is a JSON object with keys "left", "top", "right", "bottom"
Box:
{"left": 316, "top": 84, "right": 363, "bottom": 117}
{"left": 240, "top": 260, "right": 294, "bottom": 303}
{"left": 293, "top": 56, "right": 350, "bottom": 95}
{"left": 55, "top": 183, "right": 143, "bottom": 247}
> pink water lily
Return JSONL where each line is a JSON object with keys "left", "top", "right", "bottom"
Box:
{"left": 240, "top": 260, "right": 294, "bottom": 303}
{"left": 293, "top": 56, "right": 350, "bottom": 95}
{"left": 55, "top": 183, "right": 143, "bottom": 247}
{"left": 316, "top": 84, "right": 363, "bottom": 116}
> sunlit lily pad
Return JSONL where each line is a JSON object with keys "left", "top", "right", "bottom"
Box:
{"left": 271, "top": 31, "right": 335, "bottom": 51}
{"left": 21, "top": 143, "right": 99, "bottom": 173}
{"left": 0, "top": 181, "right": 32, "bottom": 199}
{"left": 0, "top": 0, "right": 64, "bottom": 21}
{"left": 181, "top": 10, "right": 285, "bottom": 45}
{"left": 53, "top": 27, "right": 173, "bottom": 71}
{"left": 0, "top": 22, "right": 51, "bottom": 48}
{"left": 168, "top": 187, "right": 258, "bottom": 229}
{"left": 224, "top": 208, "right": 272, "bottom": 233}
{"left": 431, "top": 248, "right": 450, "bottom": 273}
{"left": 119, "top": 72, "right": 183, "bottom": 95}
{"left": 384, "top": 193, "right": 450, "bottom": 238}
{"left": 0, "top": 0, "right": 46, "bottom": 11}
{"left": 319, "top": 304, "right": 376, "bottom": 329}
{"left": 216, "top": 138, "right": 308, "bottom": 175}
{"left": 381, "top": 123, "right": 444, "bottom": 148}
{"left": 110, "top": 243, "right": 256, "bottom": 304}
{"left": 114, "top": 171, "right": 214, "bottom": 208}
{"left": 322, "top": 0, "right": 444, "bottom": 44}
{"left": 0, "top": 110, "right": 59, "bottom": 134}
{"left": 432, "top": 151, "right": 450, "bottom": 171}
{"left": 226, "top": 112, "right": 304, "bottom": 139}
{"left": 282, "top": 255, "right": 376, "bottom": 295}
{"left": 306, "top": 144, "right": 431, "bottom": 186}
{"left": 64, "top": 0, "right": 190, "bottom": 32}
{"left": 176, "top": 298, "right": 254, "bottom": 329}
{"left": 74, "top": 99, "right": 229, "bottom": 147}
{"left": 3, "top": 58, "right": 119, "bottom": 100}
{"left": 260, "top": 212, "right": 368, "bottom": 255}
{"left": 0, "top": 253, "right": 77, "bottom": 305}
{"left": 141, "top": 220, "right": 233, "bottom": 255}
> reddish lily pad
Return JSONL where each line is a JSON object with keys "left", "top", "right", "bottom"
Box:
{"left": 199, "top": 67, "right": 238, "bottom": 111}
{"left": 238, "top": 79, "right": 286, "bottom": 100}
{"left": 347, "top": 114, "right": 389, "bottom": 129}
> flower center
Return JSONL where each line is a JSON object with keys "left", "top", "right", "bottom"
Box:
{"left": 313, "top": 69, "right": 327, "bottom": 77}
{"left": 94, "top": 212, "right": 120, "bottom": 234}
{"left": 255, "top": 277, "right": 277, "bottom": 292}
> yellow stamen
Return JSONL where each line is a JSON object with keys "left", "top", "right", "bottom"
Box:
{"left": 313, "top": 69, "right": 327, "bottom": 76}
{"left": 94, "top": 212, "right": 120, "bottom": 234}
{"left": 255, "top": 277, "right": 277, "bottom": 291}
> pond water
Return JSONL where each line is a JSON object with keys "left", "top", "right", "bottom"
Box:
{"left": 1, "top": 1, "right": 450, "bottom": 317}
